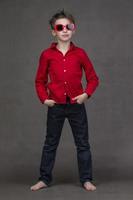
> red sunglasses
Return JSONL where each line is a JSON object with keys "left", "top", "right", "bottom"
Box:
{"left": 53, "top": 23, "right": 76, "bottom": 32}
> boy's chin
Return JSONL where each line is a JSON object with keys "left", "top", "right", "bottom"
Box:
{"left": 59, "top": 38, "right": 72, "bottom": 42}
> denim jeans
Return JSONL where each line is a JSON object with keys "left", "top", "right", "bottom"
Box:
{"left": 38, "top": 96, "right": 93, "bottom": 186}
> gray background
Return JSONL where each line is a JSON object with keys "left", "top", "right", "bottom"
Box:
{"left": 0, "top": 0, "right": 133, "bottom": 199}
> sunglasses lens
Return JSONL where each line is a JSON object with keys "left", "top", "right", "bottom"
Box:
{"left": 56, "top": 24, "right": 63, "bottom": 31}
{"left": 54, "top": 23, "right": 75, "bottom": 31}
{"left": 67, "top": 23, "right": 75, "bottom": 30}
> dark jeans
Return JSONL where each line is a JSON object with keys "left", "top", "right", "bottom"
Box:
{"left": 38, "top": 97, "right": 93, "bottom": 186}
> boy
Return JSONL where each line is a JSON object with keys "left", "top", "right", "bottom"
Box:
{"left": 30, "top": 9, "right": 99, "bottom": 191}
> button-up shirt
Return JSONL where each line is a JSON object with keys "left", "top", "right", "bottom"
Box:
{"left": 35, "top": 41, "right": 99, "bottom": 104}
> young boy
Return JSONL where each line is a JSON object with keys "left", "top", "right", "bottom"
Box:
{"left": 30, "top": 9, "right": 99, "bottom": 191}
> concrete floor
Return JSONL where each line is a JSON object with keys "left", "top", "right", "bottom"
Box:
{"left": 1, "top": 166, "right": 133, "bottom": 200}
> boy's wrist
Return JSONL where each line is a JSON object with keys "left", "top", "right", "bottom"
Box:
{"left": 43, "top": 98, "right": 49, "bottom": 104}
{"left": 83, "top": 92, "right": 91, "bottom": 98}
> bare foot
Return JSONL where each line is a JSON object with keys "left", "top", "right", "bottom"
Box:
{"left": 30, "top": 181, "right": 48, "bottom": 191}
{"left": 83, "top": 181, "right": 96, "bottom": 191}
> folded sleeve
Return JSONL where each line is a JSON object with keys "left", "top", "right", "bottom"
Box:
{"left": 35, "top": 51, "right": 49, "bottom": 104}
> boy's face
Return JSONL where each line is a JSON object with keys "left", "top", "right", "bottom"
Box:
{"left": 51, "top": 18, "right": 75, "bottom": 42}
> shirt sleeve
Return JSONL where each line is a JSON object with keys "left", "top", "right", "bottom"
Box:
{"left": 35, "top": 51, "right": 49, "bottom": 104}
{"left": 80, "top": 49, "right": 100, "bottom": 97}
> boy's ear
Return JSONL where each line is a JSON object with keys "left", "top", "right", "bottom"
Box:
{"left": 48, "top": 26, "right": 56, "bottom": 36}
{"left": 51, "top": 29, "right": 56, "bottom": 36}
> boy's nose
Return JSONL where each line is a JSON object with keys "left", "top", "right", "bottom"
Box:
{"left": 63, "top": 27, "right": 67, "bottom": 32}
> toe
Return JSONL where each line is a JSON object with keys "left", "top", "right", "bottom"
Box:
{"left": 83, "top": 182, "right": 96, "bottom": 191}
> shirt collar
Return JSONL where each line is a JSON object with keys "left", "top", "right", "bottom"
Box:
{"left": 50, "top": 41, "right": 76, "bottom": 51}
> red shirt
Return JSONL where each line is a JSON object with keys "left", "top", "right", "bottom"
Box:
{"left": 35, "top": 41, "right": 99, "bottom": 104}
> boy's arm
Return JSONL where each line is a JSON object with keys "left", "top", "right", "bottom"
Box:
{"left": 35, "top": 51, "right": 49, "bottom": 104}
{"left": 81, "top": 49, "right": 99, "bottom": 98}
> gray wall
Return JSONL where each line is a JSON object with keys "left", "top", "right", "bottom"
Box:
{"left": 0, "top": 0, "right": 133, "bottom": 195}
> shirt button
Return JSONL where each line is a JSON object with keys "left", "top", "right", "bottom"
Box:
{"left": 64, "top": 81, "right": 67, "bottom": 84}
{"left": 63, "top": 58, "right": 66, "bottom": 61}
{"left": 64, "top": 93, "right": 66, "bottom": 95}
{"left": 64, "top": 69, "right": 66, "bottom": 72}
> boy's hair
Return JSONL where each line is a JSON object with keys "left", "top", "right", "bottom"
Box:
{"left": 49, "top": 9, "right": 75, "bottom": 30}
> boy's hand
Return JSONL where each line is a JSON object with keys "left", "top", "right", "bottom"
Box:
{"left": 44, "top": 99, "right": 57, "bottom": 107}
{"left": 72, "top": 93, "right": 90, "bottom": 104}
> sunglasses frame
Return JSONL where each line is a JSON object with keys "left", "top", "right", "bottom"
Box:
{"left": 53, "top": 23, "right": 76, "bottom": 32}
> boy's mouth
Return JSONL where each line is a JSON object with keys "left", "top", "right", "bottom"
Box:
{"left": 62, "top": 34, "right": 69, "bottom": 37}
